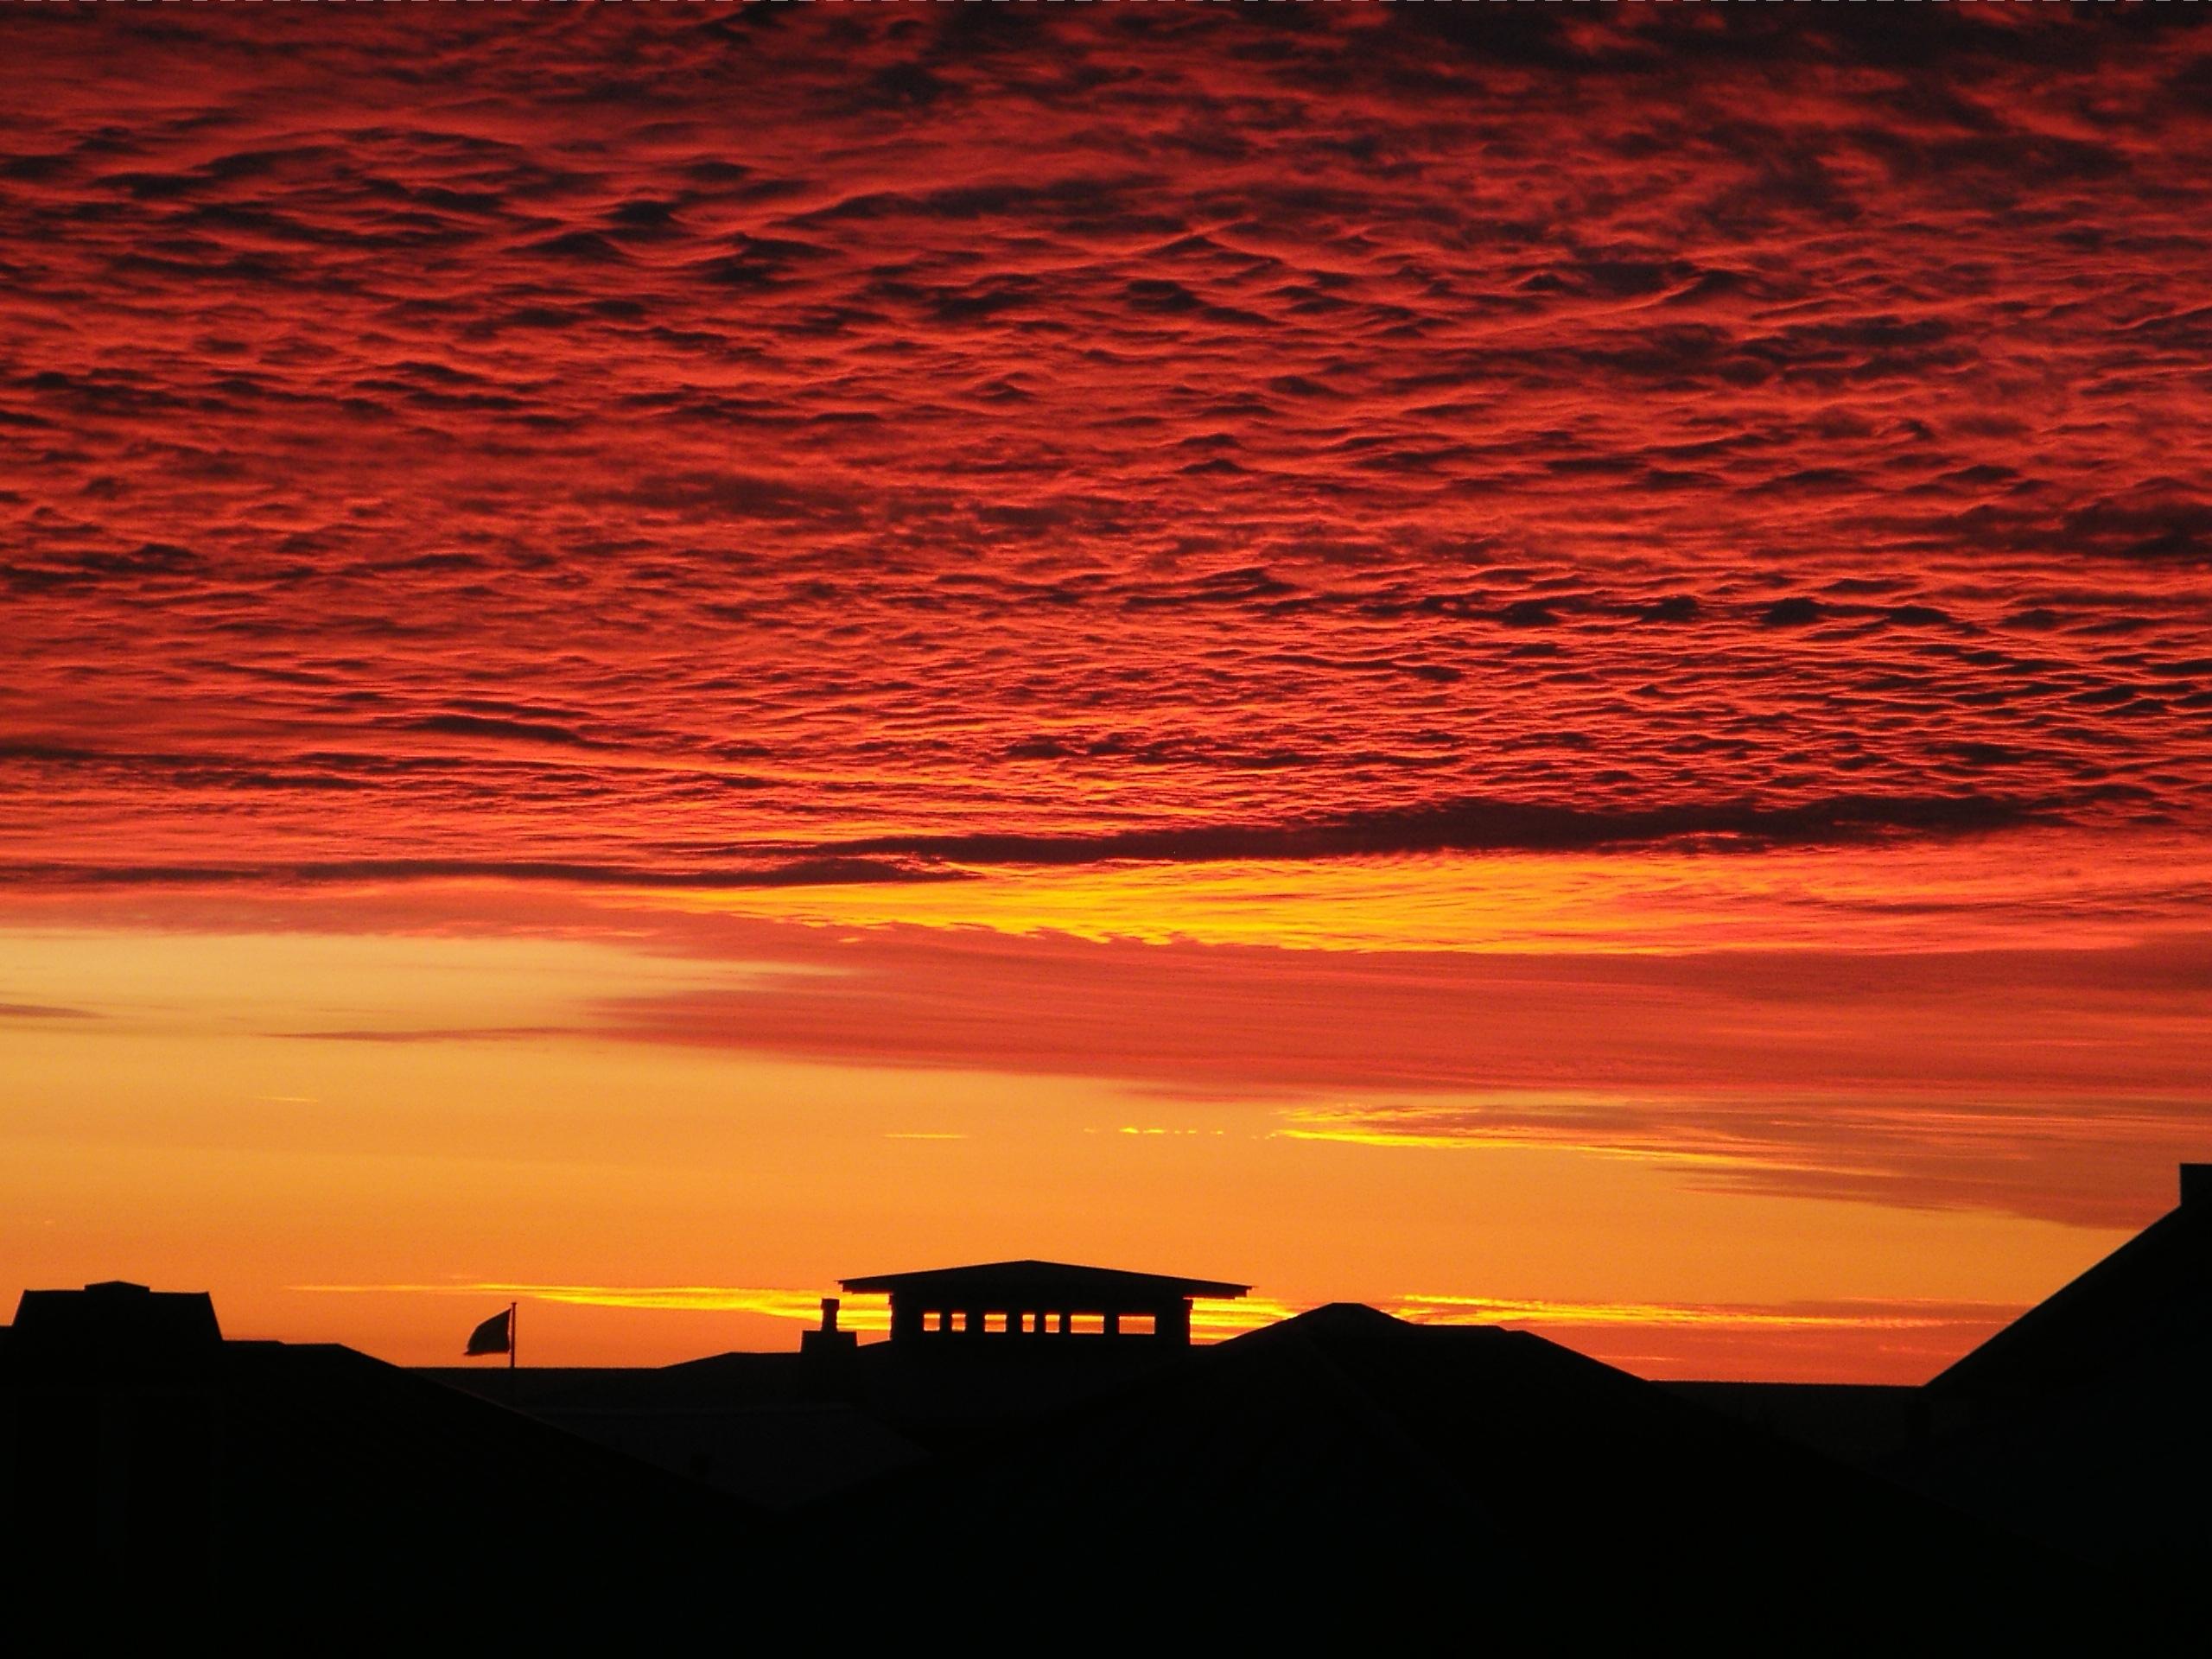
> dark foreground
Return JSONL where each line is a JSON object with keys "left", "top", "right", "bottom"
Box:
{"left": 10, "top": 1170, "right": 2212, "bottom": 1641}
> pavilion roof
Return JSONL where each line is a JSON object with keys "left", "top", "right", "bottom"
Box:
{"left": 839, "top": 1259, "right": 1248, "bottom": 1304}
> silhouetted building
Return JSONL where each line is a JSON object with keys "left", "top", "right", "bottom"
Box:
{"left": 819, "top": 1301, "right": 2051, "bottom": 1635}
{"left": 837, "top": 1259, "right": 1247, "bottom": 1347}
{"left": 1675, "top": 1161, "right": 2212, "bottom": 1583}
{"left": 3, "top": 1281, "right": 230, "bottom": 1590}
{"left": 4, "top": 1267, "right": 2094, "bottom": 1638}
{"left": 1904, "top": 1160, "right": 2212, "bottom": 1567}
{"left": 10, "top": 1280, "right": 223, "bottom": 1363}
{"left": 0, "top": 1280, "right": 766, "bottom": 1631}
{"left": 1928, "top": 1161, "right": 2212, "bottom": 1417}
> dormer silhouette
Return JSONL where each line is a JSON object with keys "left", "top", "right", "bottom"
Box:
{"left": 9, "top": 1280, "right": 223, "bottom": 1376}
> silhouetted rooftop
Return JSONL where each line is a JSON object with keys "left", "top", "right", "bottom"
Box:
{"left": 840, "top": 1259, "right": 1248, "bottom": 1301}
{"left": 2, "top": 1292, "right": 771, "bottom": 1632}
{"left": 1906, "top": 1163, "right": 2212, "bottom": 1567}
{"left": 10, "top": 1280, "right": 222, "bottom": 1367}
{"left": 1, "top": 1274, "right": 2116, "bottom": 1637}
{"left": 1929, "top": 1163, "right": 2212, "bottom": 1406}
{"left": 815, "top": 1300, "right": 2050, "bottom": 1632}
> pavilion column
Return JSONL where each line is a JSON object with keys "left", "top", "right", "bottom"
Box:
{"left": 1057, "top": 1311, "right": 1071, "bottom": 1336}
{"left": 890, "top": 1299, "right": 923, "bottom": 1343}
{"left": 1103, "top": 1311, "right": 1120, "bottom": 1338}
{"left": 1157, "top": 1300, "right": 1191, "bottom": 1345}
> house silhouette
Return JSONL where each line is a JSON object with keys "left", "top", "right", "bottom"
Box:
{"left": 1929, "top": 1162, "right": 2212, "bottom": 1415}
{"left": 1905, "top": 1161, "right": 2212, "bottom": 1566}
{"left": 20, "top": 1185, "right": 2212, "bottom": 1635}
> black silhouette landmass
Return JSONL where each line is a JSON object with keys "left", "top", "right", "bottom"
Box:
{"left": 10, "top": 1171, "right": 2211, "bottom": 1638}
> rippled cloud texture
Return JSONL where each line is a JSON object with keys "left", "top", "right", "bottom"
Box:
{"left": 7, "top": 6, "right": 2212, "bottom": 863}
{"left": 3, "top": 6, "right": 2209, "bottom": 1376}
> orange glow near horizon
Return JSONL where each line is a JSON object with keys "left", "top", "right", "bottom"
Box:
{"left": 283, "top": 1282, "right": 1300, "bottom": 1342}
{"left": 0, "top": 868, "right": 2179, "bottom": 1380}
{"left": 276, "top": 1277, "right": 2022, "bottom": 1379}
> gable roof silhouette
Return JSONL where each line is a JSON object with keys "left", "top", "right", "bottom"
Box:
{"left": 813, "top": 1301, "right": 2044, "bottom": 1630}
{"left": 1906, "top": 1165, "right": 2212, "bottom": 1567}
{"left": 1928, "top": 1164, "right": 2212, "bottom": 1408}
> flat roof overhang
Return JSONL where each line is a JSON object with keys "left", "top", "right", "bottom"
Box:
{"left": 839, "top": 1259, "right": 1249, "bottom": 1306}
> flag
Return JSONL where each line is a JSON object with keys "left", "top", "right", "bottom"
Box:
{"left": 465, "top": 1306, "right": 512, "bottom": 1357}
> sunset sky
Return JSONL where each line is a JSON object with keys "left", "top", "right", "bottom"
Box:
{"left": 4, "top": 5, "right": 2209, "bottom": 1382}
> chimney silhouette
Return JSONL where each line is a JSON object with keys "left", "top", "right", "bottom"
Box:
{"left": 801, "top": 1294, "right": 857, "bottom": 1364}
{"left": 2181, "top": 1164, "right": 2211, "bottom": 1210}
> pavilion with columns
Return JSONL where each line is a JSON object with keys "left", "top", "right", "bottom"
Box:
{"left": 836, "top": 1259, "right": 1248, "bottom": 1348}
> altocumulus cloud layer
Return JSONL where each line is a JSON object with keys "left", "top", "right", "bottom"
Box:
{"left": 3, "top": 6, "right": 2210, "bottom": 878}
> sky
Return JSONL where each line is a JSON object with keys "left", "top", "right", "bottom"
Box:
{"left": 3, "top": 4, "right": 2209, "bottom": 1381}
